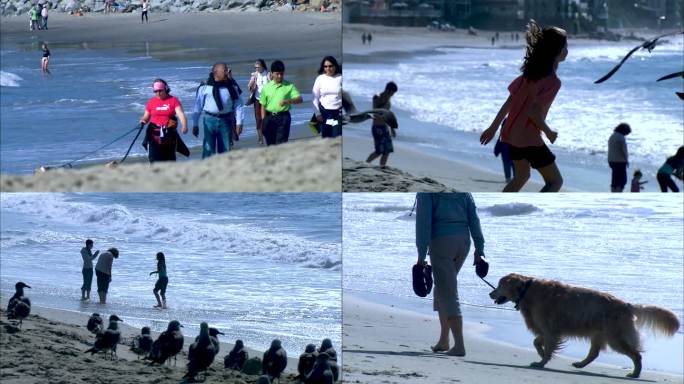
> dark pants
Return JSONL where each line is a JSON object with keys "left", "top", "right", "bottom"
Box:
{"left": 146, "top": 124, "right": 177, "bottom": 163}
{"left": 42, "top": 16, "right": 48, "bottom": 29}
{"left": 141, "top": 10, "right": 148, "bottom": 22}
{"left": 263, "top": 111, "right": 291, "bottom": 146}
{"left": 320, "top": 107, "right": 342, "bottom": 138}
{"left": 657, "top": 173, "right": 680, "bottom": 192}
{"left": 96, "top": 270, "right": 111, "bottom": 293}
{"left": 609, "top": 161, "right": 628, "bottom": 190}
{"left": 496, "top": 141, "right": 514, "bottom": 180}
{"left": 81, "top": 268, "right": 93, "bottom": 291}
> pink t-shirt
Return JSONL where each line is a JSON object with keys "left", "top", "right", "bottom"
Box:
{"left": 501, "top": 74, "right": 561, "bottom": 148}
{"left": 145, "top": 96, "right": 181, "bottom": 127}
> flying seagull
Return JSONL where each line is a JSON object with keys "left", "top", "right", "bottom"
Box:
{"left": 594, "top": 31, "right": 683, "bottom": 84}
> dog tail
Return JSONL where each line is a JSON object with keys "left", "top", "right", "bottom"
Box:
{"left": 632, "top": 305, "right": 680, "bottom": 336}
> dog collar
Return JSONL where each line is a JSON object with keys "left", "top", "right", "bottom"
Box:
{"left": 514, "top": 280, "right": 533, "bottom": 310}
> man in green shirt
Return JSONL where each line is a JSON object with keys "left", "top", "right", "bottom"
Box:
{"left": 259, "top": 60, "right": 302, "bottom": 145}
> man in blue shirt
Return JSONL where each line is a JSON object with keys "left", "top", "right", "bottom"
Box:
{"left": 192, "top": 62, "right": 245, "bottom": 159}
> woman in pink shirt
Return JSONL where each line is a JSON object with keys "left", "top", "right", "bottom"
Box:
{"left": 480, "top": 20, "right": 567, "bottom": 192}
{"left": 139, "top": 78, "right": 188, "bottom": 163}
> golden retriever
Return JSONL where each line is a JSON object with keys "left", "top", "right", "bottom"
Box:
{"left": 489, "top": 273, "right": 680, "bottom": 378}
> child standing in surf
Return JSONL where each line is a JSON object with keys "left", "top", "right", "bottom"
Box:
{"left": 150, "top": 252, "right": 168, "bottom": 309}
{"left": 480, "top": 20, "right": 567, "bottom": 192}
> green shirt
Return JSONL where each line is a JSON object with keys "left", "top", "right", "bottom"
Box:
{"left": 259, "top": 80, "right": 301, "bottom": 113}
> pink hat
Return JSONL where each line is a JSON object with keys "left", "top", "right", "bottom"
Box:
{"left": 153, "top": 81, "right": 166, "bottom": 91}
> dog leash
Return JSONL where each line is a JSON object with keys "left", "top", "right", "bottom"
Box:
{"left": 120, "top": 123, "right": 145, "bottom": 163}
{"left": 55, "top": 125, "right": 141, "bottom": 168}
{"left": 479, "top": 277, "right": 496, "bottom": 290}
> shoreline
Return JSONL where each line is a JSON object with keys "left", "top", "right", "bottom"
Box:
{"left": 343, "top": 292, "right": 683, "bottom": 383}
{"left": 0, "top": 304, "right": 305, "bottom": 383}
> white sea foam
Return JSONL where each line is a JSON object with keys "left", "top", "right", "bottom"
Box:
{"left": 0, "top": 71, "right": 22, "bottom": 87}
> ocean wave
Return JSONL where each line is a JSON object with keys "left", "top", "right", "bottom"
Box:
{"left": 1, "top": 71, "right": 23, "bottom": 87}
{"left": 55, "top": 98, "right": 99, "bottom": 104}
{"left": 480, "top": 203, "right": 541, "bottom": 216}
{"left": 0, "top": 194, "right": 341, "bottom": 271}
{"left": 372, "top": 204, "right": 412, "bottom": 213}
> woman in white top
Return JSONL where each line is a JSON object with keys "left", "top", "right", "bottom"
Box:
{"left": 312, "top": 55, "right": 342, "bottom": 138}
{"left": 248, "top": 59, "right": 270, "bottom": 145}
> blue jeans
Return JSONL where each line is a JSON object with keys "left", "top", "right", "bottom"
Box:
{"left": 202, "top": 114, "right": 232, "bottom": 159}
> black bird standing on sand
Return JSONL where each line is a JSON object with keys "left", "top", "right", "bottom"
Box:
{"left": 147, "top": 320, "right": 184, "bottom": 366}
{"left": 262, "top": 339, "right": 287, "bottom": 382}
{"left": 297, "top": 344, "right": 318, "bottom": 379}
{"left": 304, "top": 352, "right": 334, "bottom": 384}
{"left": 317, "top": 338, "right": 338, "bottom": 382}
{"left": 85, "top": 314, "right": 123, "bottom": 359}
{"left": 184, "top": 322, "right": 218, "bottom": 382}
{"left": 131, "top": 326, "right": 154, "bottom": 359}
{"left": 7, "top": 282, "right": 31, "bottom": 328}
{"left": 86, "top": 313, "right": 104, "bottom": 335}
{"left": 224, "top": 339, "right": 249, "bottom": 370}
{"left": 594, "top": 31, "right": 683, "bottom": 84}
{"left": 203, "top": 327, "right": 224, "bottom": 354}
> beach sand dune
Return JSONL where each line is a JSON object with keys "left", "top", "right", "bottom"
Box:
{"left": 1, "top": 137, "right": 340, "bottom": 192}
{"left": 0, "top": 307, "right": 303, "bottom": 384}
{"left": 343, "top": 294, "right": 682, "bottom": 384}
{"left": 343, "top": 158, "right": 454, "bottom": 192}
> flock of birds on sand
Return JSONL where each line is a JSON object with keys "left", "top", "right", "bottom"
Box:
{"left": 5, "top": 281, "right": 338, "bottom": 384}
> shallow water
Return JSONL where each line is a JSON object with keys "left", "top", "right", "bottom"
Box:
{"left": 343, "top": 193, "right": 683, "bottom": 373}
{"left": 0, "top": 193, "right": 342, "bottom": 355}
{"left": 0, "top": 45, "right": 317, "bottom": 174}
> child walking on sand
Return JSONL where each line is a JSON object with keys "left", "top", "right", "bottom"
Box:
{"left": 149, "top": 252, "right": 168, "bottom": 309}
{"left": 480, "top": 20, "right": 567, "bottom": 192}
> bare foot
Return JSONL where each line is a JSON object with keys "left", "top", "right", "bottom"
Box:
{"left": 446, "top": 347, "right": 465, "bottom": 357}
{"left": 431, "top": 344, "right": 449, "bottom": 353}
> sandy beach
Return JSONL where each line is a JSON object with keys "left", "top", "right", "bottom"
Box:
{"left": 343, "top": 136, "right": 546, "bottom": 192}
{"left": 0, "top": 305, "right": 304, "bottom": 384}
{"left": 342, "top": 293, "right": 683, "bottom": 384}
{"left": 0, "top": 136, "right": 340, "bottom": 191}
{"left": 1, "top": 11, "right": 341, "bottom": 66}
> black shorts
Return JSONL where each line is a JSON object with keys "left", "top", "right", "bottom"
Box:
{"left": 154, "top": 276, "right": 169, "bottom": 294}
{"left": 96, "top": 270, "right": 111, "bottom": 293}
{"left": 509, "top": 144, "right": 556, "bottom": 169}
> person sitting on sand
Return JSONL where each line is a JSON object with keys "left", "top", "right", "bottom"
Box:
{"left": 192, "top": 62, "right": 244, "bottom": 158}
{"left": 480, "top": 20, "right": 567, "bottom": 192}
{"left": 140, "top": 78, "right": 188, "bottom": 163}
{"left": 366, "top": 82, "right": 397, "bottom": 168}
{"left": 416, "top": 193, "right": 485, "bottom": 357}
{"left": 95, "top": 248, "right": 119, "bottom": 304}
{"left": 80, "top": 239, "right": 100, "bottom": 301}
{"left": 312, "top": 56, "right": 342, "bottom": 138}
{"left": 656, "top": 146, "right": 684, "bottom": 192}
{"left": 607, "top": 123, "right": 631, "bottom": 192}
{"left": 259, "top": 60, "right": 303, "bottom": 146}
{"left": 630, "top": 169, "right": 647, "bottom": 192}
{"left": 40, "top": 43, "right": 50, "bottom": 72}
{"left": 248, "top": 59, "right": 270, "bottom": 145}
{"left": 149, "top": 252, "right": 168, "bottom": 309}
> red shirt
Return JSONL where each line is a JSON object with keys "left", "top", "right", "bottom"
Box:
{"left": 145, "top": 96, "right": 181, "bottom": 127}
{"left": 501, "top": 74, "right": 561, "bottom": 148}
